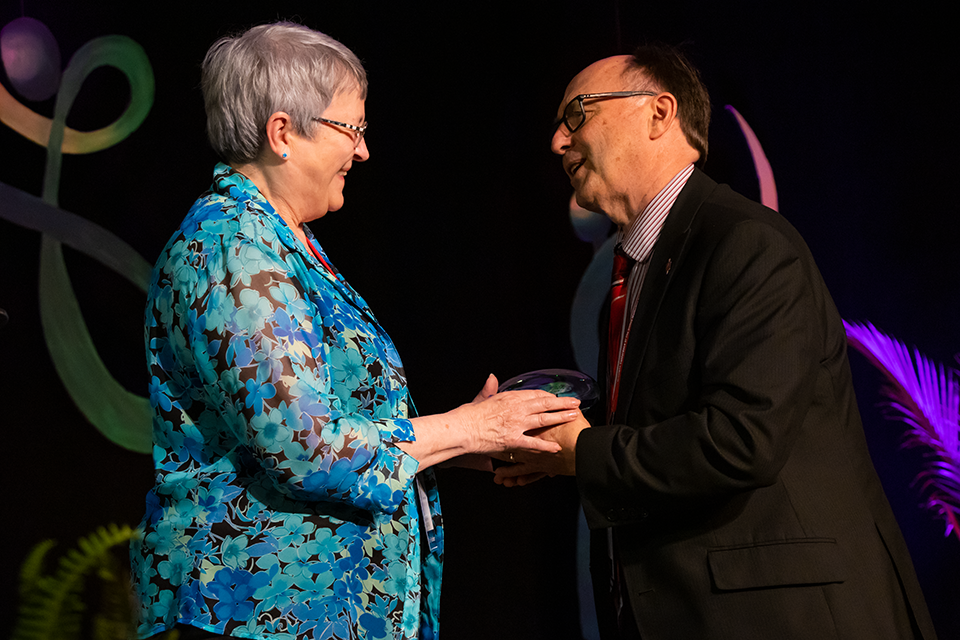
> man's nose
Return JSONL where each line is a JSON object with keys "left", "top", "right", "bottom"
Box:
{"left": 550, "top": 126, "right": 570, "bottom": 155}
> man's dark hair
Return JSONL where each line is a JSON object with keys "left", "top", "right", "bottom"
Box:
{"left": 627, "top": 43, "right": 711, "bottom": 162}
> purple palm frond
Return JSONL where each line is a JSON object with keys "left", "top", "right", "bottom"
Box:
{"left": 844, "top": 320, "right": 960, "bottom": 541}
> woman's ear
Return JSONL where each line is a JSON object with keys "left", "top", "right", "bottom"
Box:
{"left": 264, "top": 111, "right": 294, "bottom": 160}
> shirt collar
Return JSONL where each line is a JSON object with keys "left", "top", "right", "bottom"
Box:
{"left": 618, "top": 163, "right": 695, "bottom": 263}
{"left": 211, "top": 162, "right": 276, "bottom": 214}
{"left": 210, "top": 162, "right": 322, "bottom": 255}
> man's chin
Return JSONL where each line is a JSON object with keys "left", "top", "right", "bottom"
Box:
{"left": 574, "top": 193, "right": 604, "bottom": 216}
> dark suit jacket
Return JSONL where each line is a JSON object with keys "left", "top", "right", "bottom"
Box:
{"left": 577, "top": 169, "right": 937, "bottom": 639}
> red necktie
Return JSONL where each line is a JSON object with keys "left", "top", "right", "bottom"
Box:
{"left": 607, "top": 245, "right": 633, "bottom": 421}
{"left": 608, "top": 246, "right": 639, "bottom": 635}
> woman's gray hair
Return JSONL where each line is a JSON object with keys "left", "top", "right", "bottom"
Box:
{"left": 201, "top": 22, "right": 367, "bottom": 164}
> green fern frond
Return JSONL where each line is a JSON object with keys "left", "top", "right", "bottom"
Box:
{"left": 18, "top": 539, "right": 57, "bottom": 598}
{"left": 12, "top": 523, "right": 139, "bottom": 640}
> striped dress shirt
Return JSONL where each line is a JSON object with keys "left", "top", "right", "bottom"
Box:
{"left": 615, "top": 163, "right": 695, "bottom": 349}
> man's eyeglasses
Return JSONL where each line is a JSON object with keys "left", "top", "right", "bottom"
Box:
{"left": 555, "top": 91, "right": 657, "bottom": 134}
{"left": 313, "top": 117, "right": 368, "bottom": 148}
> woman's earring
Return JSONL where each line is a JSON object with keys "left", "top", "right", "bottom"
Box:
{"left": 282, "top": 152, "right": 289, "bottom": 159}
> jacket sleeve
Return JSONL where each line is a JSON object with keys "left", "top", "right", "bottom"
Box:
{"left": 577, "top": 218, "right": 822, "bottom": 527}
{"left": 161, "top": 222, "right": 418, "bottom": 516}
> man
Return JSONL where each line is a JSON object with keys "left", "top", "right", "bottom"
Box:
{"left": 495, "top": 44, "right": 937, "bottom": 639}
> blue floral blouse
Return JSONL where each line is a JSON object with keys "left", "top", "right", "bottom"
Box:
{"left": 131, "top": 164, "right": 443, "bottom": 640}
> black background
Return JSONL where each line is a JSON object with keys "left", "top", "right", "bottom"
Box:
{"left": 1, "top": 2, "right": 957, "bottom": 638}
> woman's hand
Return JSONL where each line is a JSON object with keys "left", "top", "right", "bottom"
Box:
{"left": 452, "top": 389, "right": 580, "bottom": 455}
{"left": 439, "top": 374, "right": 500, "bottom": 471}
{"left": 401, "top": 376, "right": 581, "bottom": 471}
{"left": 471, "top": 373, "right": 500, "bottom": 403}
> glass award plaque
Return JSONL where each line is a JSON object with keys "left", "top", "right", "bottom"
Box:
{"left": 497, "top": 368, "right": 599, "bottom": 410}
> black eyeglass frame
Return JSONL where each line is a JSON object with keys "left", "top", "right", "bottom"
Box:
{"left": 312, "top": 117, "right": 368, "bottom": 148}
{"left": 555, "top": 91, "right": 658, "bottom": 134}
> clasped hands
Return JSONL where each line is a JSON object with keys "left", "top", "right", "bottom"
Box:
{"left": 463, "top": 374, "right": 591, "bottom": 486}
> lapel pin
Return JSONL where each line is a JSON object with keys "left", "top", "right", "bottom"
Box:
{"left": 665, "top": 258, "right": 672, "bottom": 274}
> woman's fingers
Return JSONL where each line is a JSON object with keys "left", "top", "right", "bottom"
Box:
{"left": 507, "top": 389, "right": 580, "bottom": 409}
{"left": 493, "top": 391, "right": 580, "bottom": 424}
{"left": 472, "top": 373, "right": 500, "bottom": 403}
{"left": 536, "top": 408, "right": 581, "bottom": 428}
{"left": 464, "top": 390, "right": 581, "bottom": 455}
{"left": 515, "top": 434, "right": 562, "bottom": 453}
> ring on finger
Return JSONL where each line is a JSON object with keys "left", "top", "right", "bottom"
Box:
{"left": 508, "top": 452, "right": 516, "bottom": 463}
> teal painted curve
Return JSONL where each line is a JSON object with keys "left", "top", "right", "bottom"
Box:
{"left": 43, "top": 35, "right": 155, "bottom": 202}
{"left": 39, "top": 236, "right": 153, "bottom": 453}
{"left": 34, "top": 35, "right": 154, "bottom": 453}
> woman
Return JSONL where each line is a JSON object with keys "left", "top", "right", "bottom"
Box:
{"left": 130, "top": 22, "right": 579, "bottom": 640}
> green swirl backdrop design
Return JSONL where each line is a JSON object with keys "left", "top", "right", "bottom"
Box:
{"left": 1, "top": 34, "right": 155, "bottom": 453}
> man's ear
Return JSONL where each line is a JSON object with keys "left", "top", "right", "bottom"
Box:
{"left": 648, "top": 92, "right": 679, "bottom": 141}
{"left": 264, "top": 111, "right": 295, "bottom": 160}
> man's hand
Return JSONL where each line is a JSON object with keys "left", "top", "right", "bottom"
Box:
{"left": 493, "top": 410, "right": 591, "bottom": 486}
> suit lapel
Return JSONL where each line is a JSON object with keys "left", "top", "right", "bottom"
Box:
{"left": 614, "top": 169, "right": 718, "bottom": 423}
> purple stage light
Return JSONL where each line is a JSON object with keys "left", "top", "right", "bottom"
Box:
{"left": 1, "top": 17, "right": 62, "bottom": 102}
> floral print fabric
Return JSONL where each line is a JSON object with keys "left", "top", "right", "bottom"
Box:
{"left": 131, "top": 164, "right": 442, "bottom": 640}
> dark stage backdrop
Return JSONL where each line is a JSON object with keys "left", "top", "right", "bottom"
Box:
{"left": 1, "top": 2, "right": 957, "bottom": 639}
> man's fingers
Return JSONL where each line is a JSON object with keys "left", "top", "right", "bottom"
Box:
{"left": 494, "top": 467, "right": 548, "bottom": 487}
{"left": 499, "top": 463, "right": 527, "bottom": 477}
{"left": 494, "top": 461, "right": 536, "bottom": 479}
{"left": 516, "top": 472, "right": 547, "bottom": 486}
